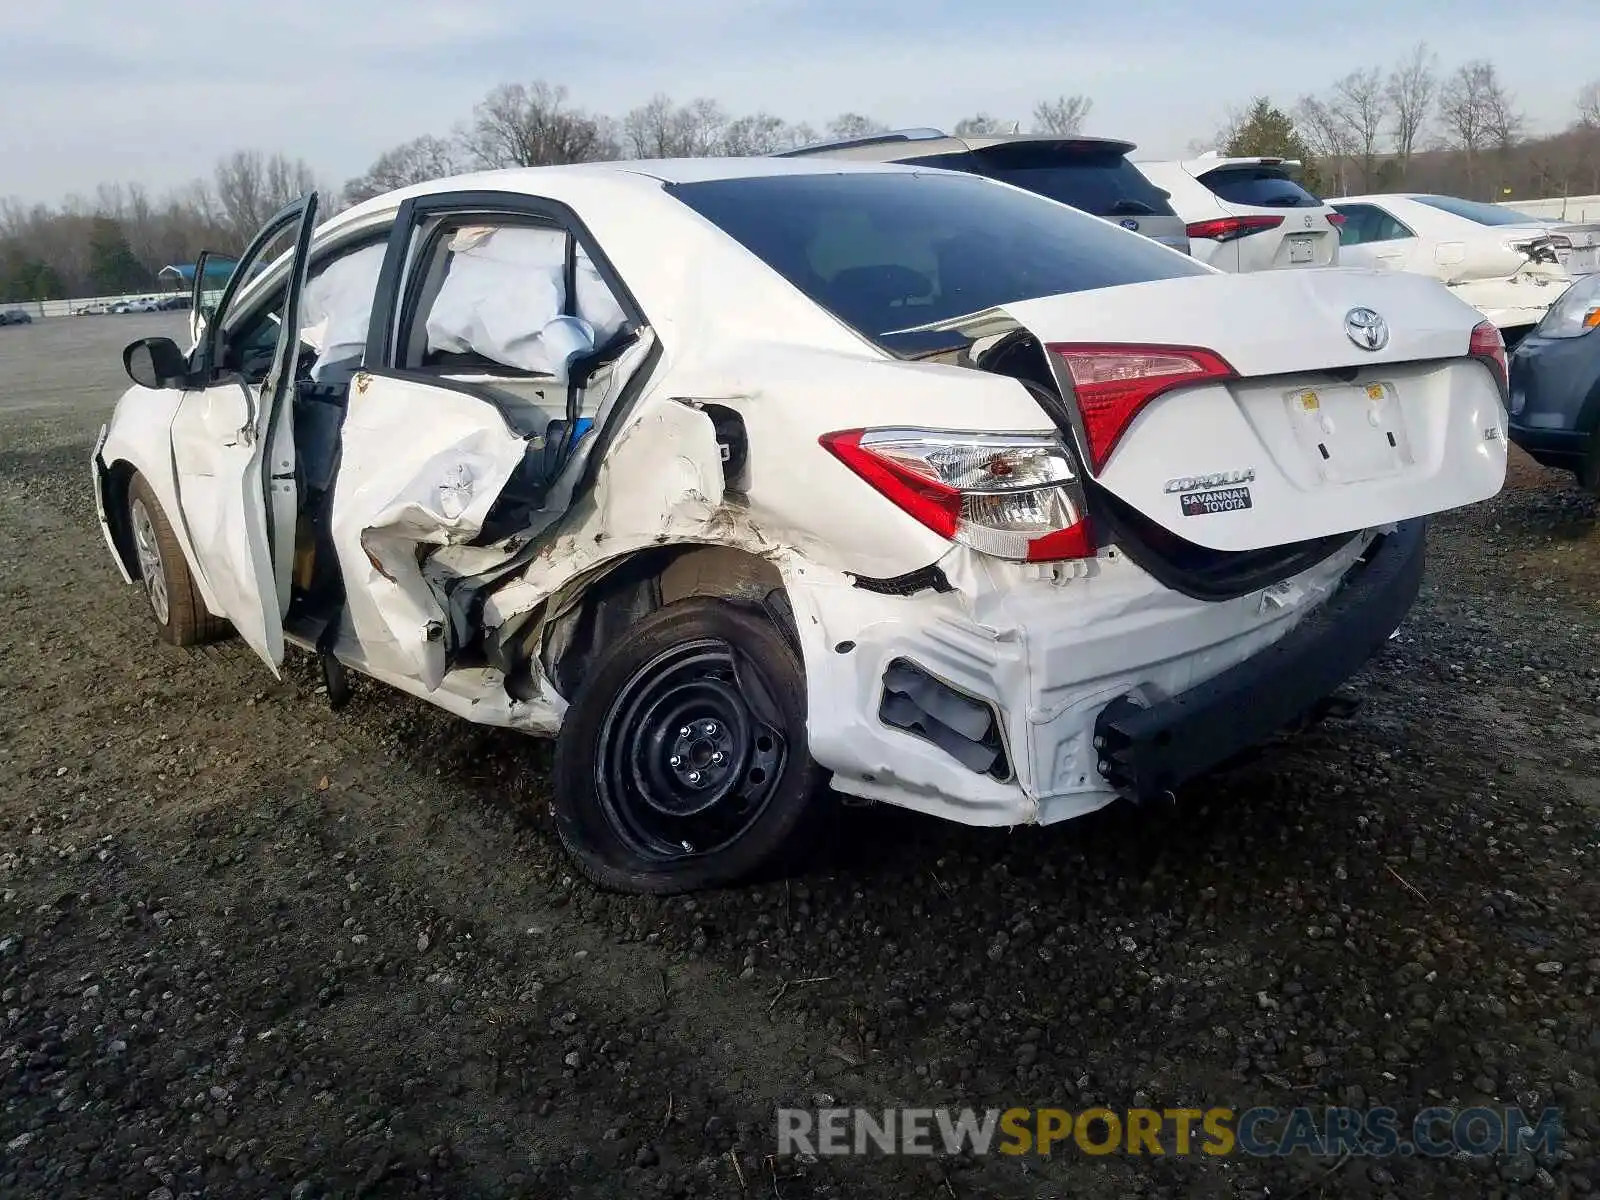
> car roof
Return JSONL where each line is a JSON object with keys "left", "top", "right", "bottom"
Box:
{"left": 316, "top": 156, "right": 947, "bottom": 244}
{"left": 328, "top": 155, "right": 934, "bottom": 232}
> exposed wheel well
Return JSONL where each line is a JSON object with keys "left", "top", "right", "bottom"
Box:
{"left": 540, "top": 544, "right": 791, "bottom": 701}
{"left": 101, "top": 460, "right": 141, "bottom": 579}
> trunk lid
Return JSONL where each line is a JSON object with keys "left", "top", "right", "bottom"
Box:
{"left": 904, "top": 268, "right": 1508, "bottom": 553}
{"left": 1549, "top": 221, "right": 1600, "bottom": 276}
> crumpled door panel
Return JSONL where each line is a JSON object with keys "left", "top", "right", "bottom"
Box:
{"left": 331, "top": 374, "right": 531, "bottom": 689}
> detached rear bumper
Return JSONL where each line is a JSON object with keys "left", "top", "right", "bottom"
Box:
{"left": 1093, "top": 520, "right": 1426, "bottom": 801}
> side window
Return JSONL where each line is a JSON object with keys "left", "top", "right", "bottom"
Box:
{"left": 221, "top": 238, "right": 387, "bottom": 385}
{"left": 398, "top": 219, "right": 629, "bottom": 381}
{"left": 1369, "top": 208, "right": 1414, "bottom": 244}
{"left": 1334, "top": 204, "right": 1414, "bottom": 247}
{"left": 298, "top": 240, "right": 387, "bottom": 382}
{"left": 224, "top": 286, "right": 288, "bottom": 382}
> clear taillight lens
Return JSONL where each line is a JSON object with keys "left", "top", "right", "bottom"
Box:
{"left": 819, "top": 429, "right": 1092, "bottom": 561}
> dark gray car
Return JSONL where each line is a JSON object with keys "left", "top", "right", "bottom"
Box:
{"left": 1, "top": 308, "right": 34, "bottom": 326}
{"left": 1508, "top": 273, "right": 1600, "bottom": 490}
{"left": 780, "top": 129, "right": 1191, "bottom": 254}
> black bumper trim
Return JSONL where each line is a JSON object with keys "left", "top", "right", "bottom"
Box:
{"left": 1507, "top": 423, "right": 1592, "bottom": 469}
{"left": 1093, "top": 520, "right": 1427, "bottom": 801}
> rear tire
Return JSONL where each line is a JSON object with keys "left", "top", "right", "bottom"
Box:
{"left": 550, "top": 597, "right": 826, "bottom": 894}
{"left": 127, "top": 473, "right": 230, "bottom": 646}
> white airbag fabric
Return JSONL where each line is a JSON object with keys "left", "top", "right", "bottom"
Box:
{"left": 423, "top": 226, "right": 628, "bottom": 380}
{"left": 300, "top": 241, "right": 387, "bottom": 380}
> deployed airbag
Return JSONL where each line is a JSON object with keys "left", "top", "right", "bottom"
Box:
{"left": 423, "top": 226, "right": 628, "bottom": 380}
{"left": 300, "top": 241, "right": 387, "bottom": 380}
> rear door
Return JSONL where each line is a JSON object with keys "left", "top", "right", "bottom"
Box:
{"left": 330, "top": 190, "right": 654, "bottom": 689}
{"left": 1330, "top": 202, "right": 1422, "bottom": 272}
{"left": 905, "top": 269, "right": 1507, "bottom": 551}
{"left": 1186, "top": 160, "right": 1341, "bottom": 272}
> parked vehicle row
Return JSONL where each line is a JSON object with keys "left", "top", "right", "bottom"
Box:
{"left": 94, "top": 154, "right": 1510, "bottom": 892}
{"left": 73, "top": 295, "right": 191, "bottom": 316}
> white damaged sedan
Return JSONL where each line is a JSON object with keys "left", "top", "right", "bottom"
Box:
{"left": 93, "top": 158, "right": 1508, "bottom": 892}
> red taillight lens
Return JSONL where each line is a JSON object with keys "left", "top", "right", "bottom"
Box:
{"left": 1469, "top": 320, "right": 1508, "bottom": 393}
{"left": 1184, "top": 215, "right": 1284, "bottom": 242}
{"left": 1326, "top": 212, "right": 1347, "bottom": 227}
{"left": 1045, "top": 344, "right": 1236, "bottom": 473}
{"left": 819, "top": 429, "right": 1094, "bottom": 561}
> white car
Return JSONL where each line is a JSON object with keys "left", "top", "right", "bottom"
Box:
{"left": 1331, "top": 193, "right": 1599, "bottom": 339}
{"left": 1135, "top": 153, "right": 1343, "bottom": 272}
{"left": 92, "top": 158, "right": 1507, "bottom": 893}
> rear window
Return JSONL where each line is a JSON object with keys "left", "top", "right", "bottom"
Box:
{"left": 1200, "top": 165, "right": 1323, "bottom": 209}
{"left": 962, "top": 144, "right": 1176, "bottom": 219}
{"left": 669, "top": 171, "right": 1206, "bottom": 353}
{"left": 1412, "top": 195, "right": 1542, "bottom": 227}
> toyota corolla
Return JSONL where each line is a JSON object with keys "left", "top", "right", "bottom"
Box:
{"left": 92, "top": 158, "right": 1507, "bottom": 893}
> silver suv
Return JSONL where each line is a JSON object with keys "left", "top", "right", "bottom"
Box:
{"left": 780, "top": 128, "right": 1190, "bottom": 254}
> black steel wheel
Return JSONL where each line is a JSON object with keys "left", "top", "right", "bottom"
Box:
{"left": 552, "top": 597, "right": 825, "bottom": 893}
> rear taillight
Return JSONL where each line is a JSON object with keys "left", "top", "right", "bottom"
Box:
{"left": 819, "top": 429, "right": 1093, "bottom": 561}
{"left": 1326, "top": 212, "right": 1346, "bottom": 227}
{"left": 1184, "top": 215, "right": 1284, "bottom": 242}
{"left": 1045, "top": 344, "right": 1236, "bottom": 473}
{"left": 1469, "top": 320, "right": 1508, "bottom": 393}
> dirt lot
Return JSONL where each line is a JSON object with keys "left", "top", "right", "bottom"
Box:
{"left": 1, "top": 314, "right": 1598, "bottom": 1199}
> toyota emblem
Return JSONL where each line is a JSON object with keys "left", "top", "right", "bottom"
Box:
{"left": 1344, "top": 307, "right": 1389, "bottom": 352}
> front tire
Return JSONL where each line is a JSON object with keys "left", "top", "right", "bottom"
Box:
{"left": 550, "top": 597, "right": 826, "bottom": 894}
{"left": 127, "top": 473, "right": 229, "bottom": 646}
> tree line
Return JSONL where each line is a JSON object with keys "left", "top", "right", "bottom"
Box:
{"left": 1215, "top": 44, "right": 1600, "bottom": 200}
{"left": 4, "top": 47, "right": 1599, "bottom": 303}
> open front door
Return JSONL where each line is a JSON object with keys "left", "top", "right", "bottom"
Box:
{"left": 172, "top": 194, "right": 320, "bottom": 674}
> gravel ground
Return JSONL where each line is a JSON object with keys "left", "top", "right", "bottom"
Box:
{"left": 1, "top": 314, "right": 1597, "bottom": 1199}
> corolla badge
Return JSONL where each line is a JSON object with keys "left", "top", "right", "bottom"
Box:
{"left": 1163, "top": 468, "right": 1256, "bottom": 494}
{"left": 1344, "top": 306, "right": 1389, "bottom": 351}
{"left": 1119, "top": 218, "right": 1140, "bottom": 230}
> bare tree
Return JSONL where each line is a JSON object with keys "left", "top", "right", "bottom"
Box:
{"left": 344, "top": 135, "right": 463, "bottom": 204}
{"left": 213, "top": 151, "right": 316, "bottom": 242}
{"left": 463, "top": 82, "right": 615, "bottom": 169}
{"left": 720, "top": 113, "right": 805, "bottom": 156}
{"left": 1438, "top": 60, "right": 1522, "bottom": 194}
{"left": 1580, "top": 80, "right": 1600, "bottom": 128}
{"left": 1481, "top": 68, "right": 1525, "bottom": 152}
{"left": 952, "top": 113, "right": 1015, "bottom": 137}
{"left": 1386, "top": 42, "right": 1437, "bottom": 173}
{"left": 1031, "top": 95, "right": 1093, "bottom": 136}
{"left": 1331, "top": 68, "right": 1388, "bottom": 189}
{"left": 1295, "top": 95, "right": 1354, "bottom": 195}
{"left": 621, "top": 95, "right": 728, "bottom": 158}
{"left": 825, "top": 113, "right": 888, "bottom": 140}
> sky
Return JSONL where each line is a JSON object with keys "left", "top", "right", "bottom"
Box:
{"left": 4, "top": 0, "right": 1600, "bottom": 205}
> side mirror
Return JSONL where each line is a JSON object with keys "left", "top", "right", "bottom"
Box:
{"left": 123, "top": 336, "right": 190, "bottom": 390}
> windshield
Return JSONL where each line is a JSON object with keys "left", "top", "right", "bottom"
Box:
{"left": 669, "top": 171, "right": 1207, "bottom": 354}
{"left": 1413, "top": 195, "right": 1543, "bottom": 227}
